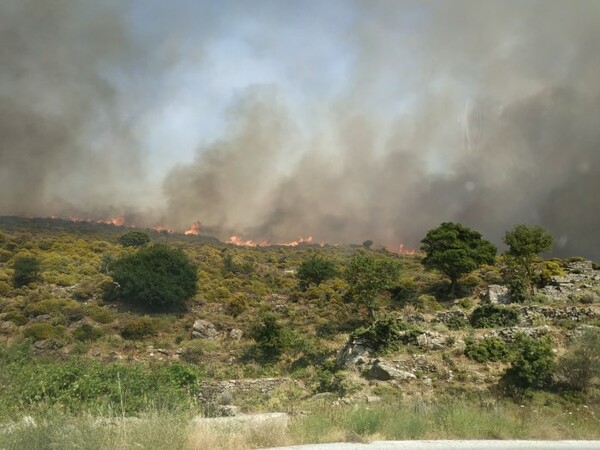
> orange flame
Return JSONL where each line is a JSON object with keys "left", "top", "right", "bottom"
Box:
{"left": 184, "top": 221, "right": 201, "bottom": 236}
{"left": 153, "top": 226, "right": 174, "bottom": 233}
{"left": 387, "top": 243, "right": 417, "bottom": 255}
{"left": 227, "top": 235, "right": 313, "bottom": 247}
{"left": 67, "top": 215, "right": 126, "bottom": 226}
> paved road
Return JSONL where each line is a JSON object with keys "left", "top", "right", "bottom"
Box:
{"left": 265, "top": 441, "right": 600, "bottom": 450}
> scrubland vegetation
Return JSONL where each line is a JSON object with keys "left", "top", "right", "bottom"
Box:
{"left": 0, "top": 216, "right": 599, "bottom": 448}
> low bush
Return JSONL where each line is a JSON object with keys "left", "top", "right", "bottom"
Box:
{"left": 465, "top": 337, "right": 510, "bottom": 363}
{"left": 502, "top": 334, "right": 555, "bottom": 392}
{"left": 555, "top": 328, "right": 600, "bottom": 391}
{"left": 469, "top": 304, "right": 520, "bottom": 328}
{"left": 83, "top": 304, "right": 115, "bottom": 324}
{"left": 2, "top": 311, "right": 27, "bottom": 326}
{"left": 445, "top": 314, "right": 469, "bottom": 330}
{"left": 23, "top": 323, "right": 65, "bottom": 341}
{"left": 415, "top": 294, "right": 444, "bottom": 312}
{"left": 352, "top": 315, "right": 421, "bottom": 353}
{"left": 577, "top": 291, "right": 598, "bottom": 305}
{"left": 12, "top": 255, "right": 41, "bottom": 287}
{"left": 72, "top": 324, "right": 104, "bottom": 342}
{"left": 250, "top": 313, "right": 292, "bottom": 361}
{"left": 120, "top": 317, "right": 158, "bottom": 340}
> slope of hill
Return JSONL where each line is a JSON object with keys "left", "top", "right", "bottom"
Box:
{"left": 0, "top": 217, "right": 599, "bottom": 447}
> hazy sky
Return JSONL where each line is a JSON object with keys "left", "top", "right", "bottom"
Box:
{"left": 1, "top": 1, "right": 600, "bottom": 258}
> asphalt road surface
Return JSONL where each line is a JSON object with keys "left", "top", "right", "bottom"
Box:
{"left": 265, "top": 441, "right": 600, "bottom": 450}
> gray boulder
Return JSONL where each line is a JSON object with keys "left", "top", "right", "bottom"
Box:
{"left": 192, "top": 319, "right": 218, "bottom": 339}
{"left": 335, "top": 337, "right": 373, "bottom": 369}
{"left": 367, "top": 360, "right": 416, "bottom": 382}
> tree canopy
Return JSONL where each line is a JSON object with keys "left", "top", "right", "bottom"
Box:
{"left": 503, "top": 224, "right": 553, "bottom": 294}
{"left": 345, "top": 253, "right": 400, "bottom": 318}
{"left": 117, "top": 230, "right": 151, "bottom": 248}
{"left": 108, "top": 244, "right": 197, "bottom": 311}
{"left": 420, "top": 222, "right": 496, "bottom": 293}
{"left": 296, "top": 255, "right": 336, "bottom": 289}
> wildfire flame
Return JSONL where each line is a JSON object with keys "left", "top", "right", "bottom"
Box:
{"left": 66, "top": 215, "right": 126, "bottom": 226}
{"left": 184, "top": 221, "right": 201, "bottom": 236}
{"left": 227, "top": 235, "right": 313, "bottom": 247}
{"left": 153, "top": 226, "right": 174, "bottom": 233}
{"left": 388, "top": 243, "right": 417, "bottom": 255}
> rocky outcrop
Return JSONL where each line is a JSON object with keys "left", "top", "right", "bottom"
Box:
{"left": 197, "top": 377, "right": 292, "bottom": 407}
{"left": 335, "top": 337, "right": 373, "bottom": 369}
{"left": 484, "top": 325, "right": 552, "bottom": 341}
{"left": 519, "top": 305, "right": 600, "bottom": 324}
{"left": 482, "top": 284, "right": 511, "bottom": 304}
{"left": 416, "top": 331, "right": 446, "bottom": 350}
{"left": 192, "top": 319, "right": 218, "bottom": 339}
{"left": 367, "top": 360, "right": 416, "bottom": 382}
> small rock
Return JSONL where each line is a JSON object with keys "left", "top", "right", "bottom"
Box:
{"left": 0, "top": 321, "right": 17, "bottom": 334}
{"left": 229, "top": 328, "right": 244, "bottom": 340}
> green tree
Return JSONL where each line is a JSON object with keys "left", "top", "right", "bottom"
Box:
{"left": 503, "top": 224, "right": 553, "bottom": 294}
{"left": 297, "top": 255, "right": 336, "bottom": 289}
{"left": 12, "top": 255, "right": 41, "bottom": 287}
{"left": 108, "top": 244, "right": 197, "bottom": 311}
{"left": 117, "top": 230, "right": 151, "bottom": 248}
{"left": 420, "top": 222, "right": 496, "bottom": 295}
{"left": 362, "top": 240, "right": 374, "bottom": 249}
{"left": 345, "top": 253, "right": 400, "bottom": 319}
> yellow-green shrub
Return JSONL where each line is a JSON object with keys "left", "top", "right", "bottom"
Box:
{"left": 24, "top": 323, "right": 65, "bottom": 341}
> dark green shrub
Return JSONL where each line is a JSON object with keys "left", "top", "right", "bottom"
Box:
{"left": 390, "top": 278, "right": 419, "bottom": 305}
{"left": 117, "top": 231, "right": 150, "bottom": 247}
{"left": 555, "top": 328, "right": 600, "bottom": 391}
{"left": 445, "top": 314, "right": 469, "bottom": 330}
{"left": 72, "top": 324, "right": 103, "bottom": 342}
{"left": 502, "top": 333, "right": 555, "bottom": 391}
{"left": 297, "top": 255, "right": 336, "bottom": 289}
{"left": 250, "top": 313, "right": 291, "bottom": 361}
{"left": 120, "top": 317, "right": 158, "bottom": 340}
{"left": 12, "top": 255, "right": 41, "bottom": 287}
{"left": 108, "top": 244, "right": 198, "bottom": 311}
{"left": 465, "top": 337, "right": 510, "bottom": 363}
{"left": 23, "top": 323, "right": 65, "bottom": 341}
{"left": 469, "top": 304, "right": 520, "bottom": 328}
{"left": 507, "top": 275, "right": 529, "bottom": 303}
{"left": 352, "top": 315, "right": 421, "bottom": 353}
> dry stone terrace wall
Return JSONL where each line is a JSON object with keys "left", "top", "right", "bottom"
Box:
{"left": 197, "top": 377, "right": 293, "bottom": 406}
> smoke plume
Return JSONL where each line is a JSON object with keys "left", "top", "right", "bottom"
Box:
{"left": 2, "top": 1, "right": 600, "bottom": 258}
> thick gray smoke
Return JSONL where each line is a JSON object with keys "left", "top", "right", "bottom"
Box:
{"left": 0, "top": 1, "right": 170, "bottom": 222}
{"left": 2, "top": 1, "right": 600, "bottom": 259}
